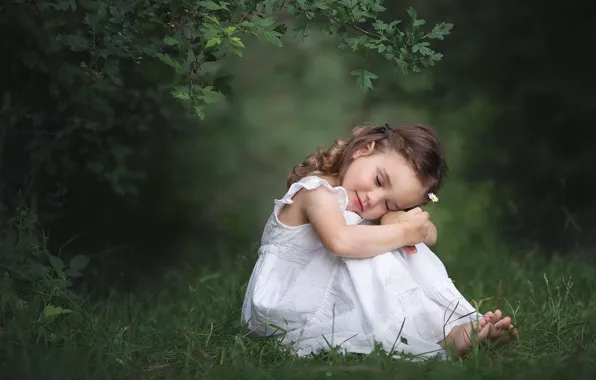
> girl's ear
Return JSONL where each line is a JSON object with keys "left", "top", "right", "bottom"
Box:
{"left": 352, "top": 141, "right": 376, "bottom": 159}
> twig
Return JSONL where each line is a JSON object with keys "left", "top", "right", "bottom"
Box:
{"left": 347, "top": 22, "right": 383, "bottom": 39}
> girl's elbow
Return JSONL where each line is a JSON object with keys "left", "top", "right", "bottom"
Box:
{"left": 325, "top": 240, "right": 348, "bottom": 257}
{"left": 323, "top": 232, "right": 352, "bottom": 257}
{"left": 380, "top": 211, "right": 406, "bottom": 225}
{"left": 425, "top": 229, "right": 438, "bottom": 246}
{"left": 425, "top": 236, "right": 437, "bottom": 246}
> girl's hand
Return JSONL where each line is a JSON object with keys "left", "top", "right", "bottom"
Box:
{"left": 298, "top": 186, "right": 431, "bottom": 259}
{"left": 395, "top": 207, "right": 425, "bottom": 223}
{"left": 402, "top": 245, "right": 418, "bottom": 255}
{"left": 381, "top": 208, "right": 438, "bottom": 253}
{"left": 400, "top": 210, "right": 431, "bottom": 246}
{"left": 381, "top": 210, "right": 418, "bottom": 254}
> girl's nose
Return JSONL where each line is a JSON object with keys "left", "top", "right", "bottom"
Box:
{"left": 366, "top": 190, "right": 382, "bottom": 208}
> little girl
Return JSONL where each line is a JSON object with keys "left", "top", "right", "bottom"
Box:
{"left": 242, "top": 123, "right": 517, "bottom": 360}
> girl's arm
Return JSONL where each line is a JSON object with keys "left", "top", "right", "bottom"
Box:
{"left": 381, "top": 210, "right": 438, "bottom": 246}
{"left": 296, "top": 187, "right": 430, "bottom": 258}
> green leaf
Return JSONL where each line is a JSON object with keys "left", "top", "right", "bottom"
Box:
{"left": 371, "top": 3, "right": 386, "bottom": 12}
{"left": 343, "top": 36, "right": 365, "bottom": 52}
{"left": 431, "top": 52, "right": 443, "bottom": 61}
{"left": 341, "top": 0, "right": 356, "bottom": 8}
{"left": 203, "top": 15, "right": 221, "bottom": 26}
{"left": 414, "top": 19, "right": 426, "bottom": 27}
{"left": 23, "top": 263, "right": 49, "bottom": 280}
{"left": 156, "top": 53, "right": 185, "bottom": 74}
{"left": 407, "top": 6, "right": 417, "bottom": 21}
{"left": 223, "top": 26, "right": 237, "bottom": 35}
{"left": 205, "top": 37, "right": 221, "bottom": 48}
{"left": 56, "top": 34, "right": 89, "bottom": 52}
{"left": 226, "top": 36, "right": 245, "bottom": 56}
{"left": 252, "top": 16, "right": 276, "bottom": 28}
{"left": 388, "top": 20, "right": 403, "bottom": 29}
{"left": 171, "top": 86, "right": 190, "bottom": 100}
{"left": 194, "top": 105, "right": 205, "bottom": 119}
{"left": 372, "top": 20, "right": 388, "bottom": 32}
{"left": 350, "top": 69, "right": 378, "bottom": 92}
{"left": 199, "top": 86, "right": 221, "bottom": 104}
{"left": 53, "top": 0, "right": 77, "bottom": 11}
{"left": 427, "top": 22, "right": 454, "bottom": 40}
{"left": 65, "top": 268, "right": 83, "bottom": 278}
{"left": 69, "top": 254, "right": 90, "bottom": 271}
{"left": 239, "top": 20, "right": 259, "bottom": 34}
{"left": 228, "top": 37, "right": 245, "bottom": 48}
{"left": 163, "top": 36, "right": 179, "bottom": 46}
{"left": 43, "top": 305, "right": 74, "bottom": 318}
{"left": 199, "top": 1, "right": 224, "bottom": 10}
{"left": 263, "top": 30, "right": 282, "bottom": 47}
{"left": 412, "top": 42, "right": 431, "bottom": 54}
{"left": 48, "top": 255, "right": 65, "bottom": 271}
{"left": 396, "top": 60, "right": 409, "bottom": 74}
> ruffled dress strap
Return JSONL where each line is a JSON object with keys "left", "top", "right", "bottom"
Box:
{"left": 274, "top": 176, "right": 349, "bottom": 217}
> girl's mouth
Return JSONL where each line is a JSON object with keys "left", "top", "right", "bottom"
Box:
{"left": 355, "top": 193, "right": 364, "bottom": 212}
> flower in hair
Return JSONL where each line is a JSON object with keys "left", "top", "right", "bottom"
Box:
{"left": 427, "top": 193, "right": 439, "bottom": 203}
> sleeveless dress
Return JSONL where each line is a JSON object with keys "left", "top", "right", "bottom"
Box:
{"left": 241, "top": 176, "right": 482, "bottom": 360}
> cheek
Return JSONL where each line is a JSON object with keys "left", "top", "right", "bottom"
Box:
{"left": 346, "top": 162, "right": 369, "bottom": 182}
{"left": 367, "top": 205, "right": 387, "bottom": 220}
{"left": 400, "top": 188, "right": 425, "bottom": 209}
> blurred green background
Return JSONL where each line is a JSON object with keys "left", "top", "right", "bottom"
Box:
{"left": 3, "top": 0, "right": 595, "bottom": 282}
{"left": 2, "top": 1, "right": 596, "bottom": 378}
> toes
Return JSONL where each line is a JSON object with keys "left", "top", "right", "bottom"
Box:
{"left": 485, "top": 310, "right": 502, "bottom": 325}
{"left": 490, "top": 322, "right": 519, "bottom": 345}
{"left": 477, "top": 322, "right": 493, "bottom": 342}
{"left": 488, "top": 318, "right": 511, "bottom": 341}
{"left": 495, "top": 316, "right": 511, "bottom": 331}
{"left": 403, "top": 245, "right": 418, "bottom": 255}
{"left": 488, "top": 327, "right": 505, "bottom": 340}
{"left": 485, "top": 311, "right": 495, "bottom": 323}
{"left": 511, "top": 327, "right": 519, "bottom": 340}
{"left": 482, "top": 311, "right": 518, "bottom": 343}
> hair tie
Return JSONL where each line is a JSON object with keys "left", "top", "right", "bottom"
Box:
{"left": 377, "top": 123, "right": 391, "bottom": 134}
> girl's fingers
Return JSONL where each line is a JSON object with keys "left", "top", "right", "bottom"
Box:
{"left": 403, "top": 245, "right": 418, "bottom": 255}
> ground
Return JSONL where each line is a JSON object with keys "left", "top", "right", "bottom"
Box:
{"left": 1, "top": 248, "right": 595, "bottom": 380}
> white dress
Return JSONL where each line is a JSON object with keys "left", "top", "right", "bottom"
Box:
{"left": 241, "top": 176, "right": 482, "bottom": 360}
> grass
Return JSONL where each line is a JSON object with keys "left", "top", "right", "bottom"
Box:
{"left": 1, "top": 245, "right": 596, "bottom": 380}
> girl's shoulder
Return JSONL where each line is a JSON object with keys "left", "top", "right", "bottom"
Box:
{"left": 275, "top": 175, "right": 349, "bottom": 214}
{"left": 266, "top": 175, "right": 361, "bottom": 235}
{"left": 286, "top": 175, "right": 345, "bottom": 201}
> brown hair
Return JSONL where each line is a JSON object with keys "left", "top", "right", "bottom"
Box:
{"left": 287, "top": 123, "right": 448, "bottom": 199}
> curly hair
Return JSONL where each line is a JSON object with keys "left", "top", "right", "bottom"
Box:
{"left": 287, "top": 123, "right": 448, "bottom": 197}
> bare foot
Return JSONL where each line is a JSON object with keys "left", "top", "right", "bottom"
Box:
{"left": 440, "top": 309, "right": 518, "bottom": 358}
{"left": 483, "top": 309, "right": 519, "bottom": 345}
{"left": 440, "top": 315, "right": 492, "bottom": 357}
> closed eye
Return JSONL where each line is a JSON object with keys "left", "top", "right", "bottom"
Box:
{"left": 377, "top": 174, "right": 393, "bottom": 210}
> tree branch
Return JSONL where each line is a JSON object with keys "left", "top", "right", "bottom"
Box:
{"left": 347, "top": 22, "right": 383, "bottom": 39}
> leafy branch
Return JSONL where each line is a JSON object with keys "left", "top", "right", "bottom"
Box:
{"left": 47, "top": 0, "right": 453, "bottom": 116}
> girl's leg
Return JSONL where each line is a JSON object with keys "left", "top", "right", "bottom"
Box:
{"left": 399, "top": 244, "right": 518, "bottom": 351}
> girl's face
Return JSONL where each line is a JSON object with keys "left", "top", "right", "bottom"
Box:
{"left": 340, "top": 142, "right": 427, "bottom": 220}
